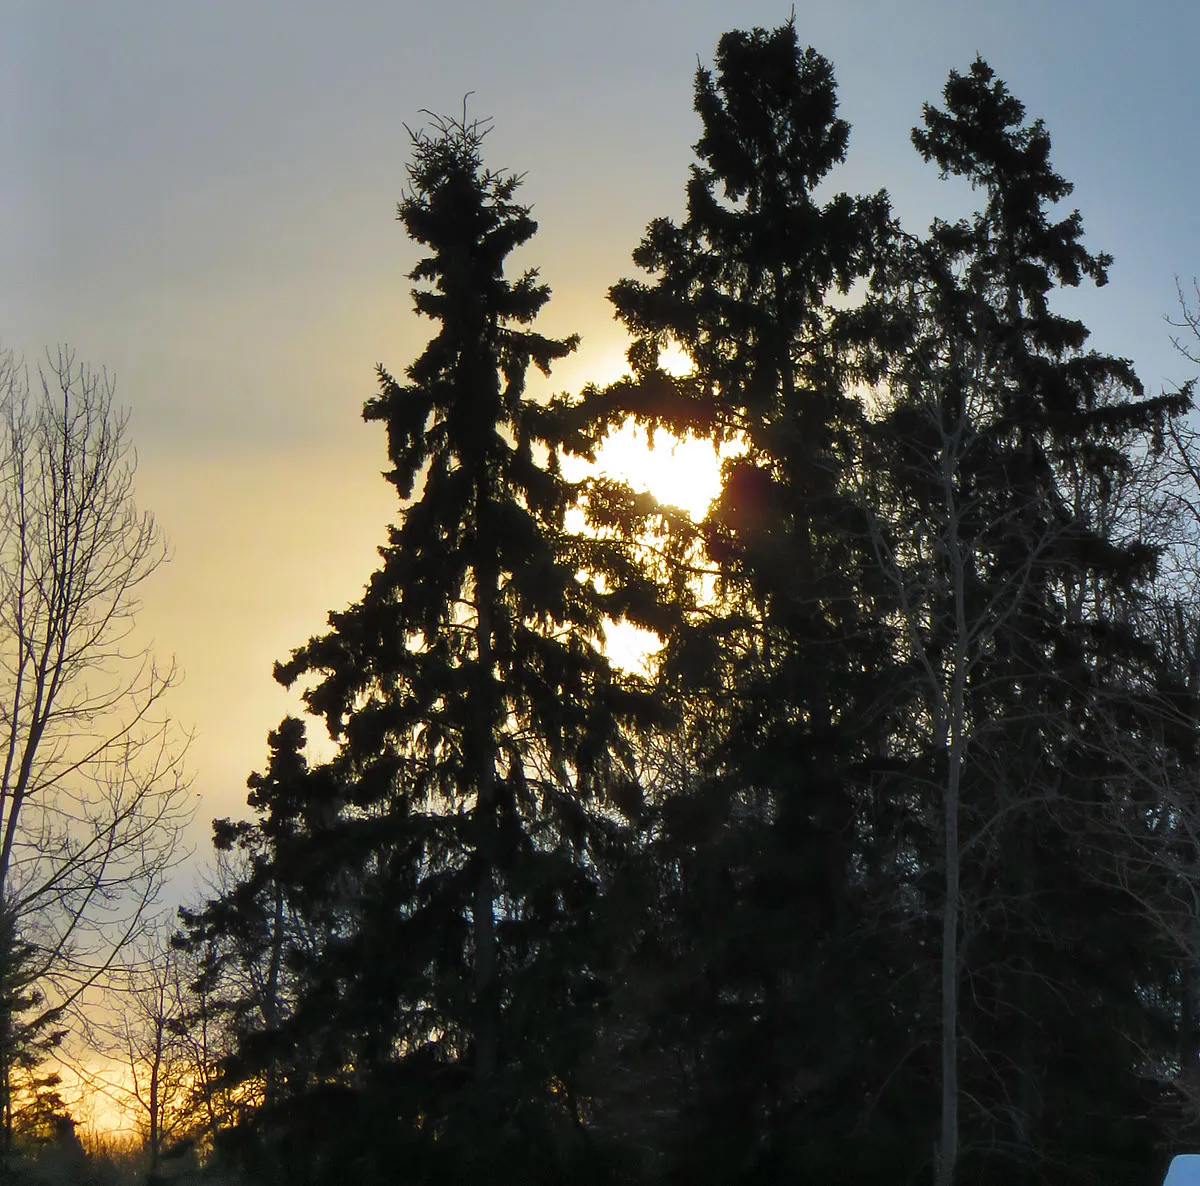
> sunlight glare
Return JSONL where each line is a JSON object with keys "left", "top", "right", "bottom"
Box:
{"left": 577, "top": 338, "right": 734, "bottom": 524}
{"left": 560, "top": 340, "right": 738, "bottom": 674}
{"left": 60, "top": 1056, "right": 141, "bottom": 1142}
{"left": 592, "top": 421, "right": 724, "bottom": 522}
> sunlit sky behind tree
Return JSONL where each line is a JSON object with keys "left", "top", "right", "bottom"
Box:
{"left": 5, "top": 0, "right": 1200, "bottom": 895}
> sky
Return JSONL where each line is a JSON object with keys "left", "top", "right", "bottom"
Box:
{"left": 4, "top": 0, "right": 1200, "bottom": 899}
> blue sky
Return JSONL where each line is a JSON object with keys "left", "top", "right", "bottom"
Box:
{"left": 4, "top": 0, "right": 1199, "bottom": 875}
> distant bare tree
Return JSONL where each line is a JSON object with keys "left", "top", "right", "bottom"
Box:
{"left": 75, "top": 927, "right": 201, "bottom": 1176}
{"left": 0, "top": 346, "right": 191, "bottom": 1134}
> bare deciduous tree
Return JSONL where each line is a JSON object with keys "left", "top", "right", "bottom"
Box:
{"left": 0, "top": 345, "right": 191, "bottom": 1128}
{"left": 73, "top": 928, "right": 205, "bottom": 1175}
{"left": 854, "top": 327, "right": 1091, "bottom": 1186}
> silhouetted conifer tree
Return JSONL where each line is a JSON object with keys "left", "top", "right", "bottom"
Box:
{"left": 859, "top": 58, "right": 1190, "bottom": 1185}
{"left": 202, "top": 113, "right": 664, "bottom": 1186}
{"left": 177, "top": 715, "right": 320, "bottom": 1135}
{"left": 576, "top": 20, "right": 910, "bottom": 1182}
{"left": 0, "top": 904, "right": 65, "bottom": 1159}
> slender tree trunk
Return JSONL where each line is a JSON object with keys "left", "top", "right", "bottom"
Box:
{"left": 197, "top": 964, "right": 220, "bottom": 1141}
{"left": 1, "top": 1047, "right": 10, "bottom": 1156}
{"left": 262, "top": 879, "right": 284, "bottom": 1107}
{"left": 938, "top": 735, "right": 961, "bottom": 1186}
{"left": 149, "top": 1025, "right": 161, "bottom": 1177}
{"left": 1011, "top": 825, "right": 1037, "bottom": 1181}
{"left": 0, "top": 955, "right": 10, "bottom": 1158}
{"left": 472, "top": 548, "right": 500, "bottom": 1082}
{"left": 937, "top": 424, "right": 969, "bottom": 1186}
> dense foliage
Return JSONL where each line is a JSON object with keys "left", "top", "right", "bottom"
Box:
{"left": 159, "top": 17, "right": 1200, "bottom": 1186}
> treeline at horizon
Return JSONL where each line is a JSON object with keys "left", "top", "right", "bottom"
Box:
{"left": 12, "top": 15, "right": 1200, "bottom": 1186}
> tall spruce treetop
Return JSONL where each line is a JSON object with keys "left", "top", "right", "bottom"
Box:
{"left": 222, "top": 114, "right": 657, "bottom": 1184}
{"left": 605, "top": 19, "right": 886, "bottom": 441}
{"left": 594, "top": 17, "right": 892, "bottom": 712}
{"left": 578, "top": 20, "right": 905, "bottom": 1181}
{"left": 906, "top": 59, "right": 1176, "bottom": 455}
{"left": 876, "top": 57, "right": 1187, "bottom": 734}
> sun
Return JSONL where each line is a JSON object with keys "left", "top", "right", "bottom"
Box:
{"left": 557, "top": 339, "right": 740, "bottom": 674}
{"left": 590, "top": 421, "right": 725, "bottom": 521}
{"left": 568, "top": 338, "right": 736, "bottom": 524}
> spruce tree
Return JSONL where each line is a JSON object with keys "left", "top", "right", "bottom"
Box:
{"left": 177, "top": 714, "right": 318, "bottom": 1130}
{"left": 860, "top": 58, "right": 1190, "bottom": 1184}
{"left": 0, "top": 904, "right": 65, "bottom": 1160}
{"left": 578, "top": 20, "right": 908, "bottom": 1181}
{"left": 203, "top": 113, "right": 662, "bottom": 1185}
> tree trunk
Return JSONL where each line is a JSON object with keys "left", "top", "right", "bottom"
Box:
{"left": 2, "top": 1047, "right": 10, "bottom": 1155}
{"left": 473, "top": 549, "right": 500, "bottom": 1082}
{"left": 937, "top": 734, "right": 961, "bottom": 1186}
{"left": 262, "top": 879, "right": 285, "bottom": 1106}
{"left": 937, "top": 428, "right": 969, "bottom": 1186}
{"left": 149, "top": 1027, "right": 161, "bottom": 1176}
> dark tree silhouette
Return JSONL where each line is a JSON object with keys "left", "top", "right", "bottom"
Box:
{"left": 200, "top": 112, "right": 666, "bottom": 1185}
{"left": 574, "top": 19, "right": 908, "bottom": 1182}
{"left": 859, "top": 57, "right": 1190, "bottom": 1185}
{"left": 183, "top": 26, "right": 1200, "bottom": 1186}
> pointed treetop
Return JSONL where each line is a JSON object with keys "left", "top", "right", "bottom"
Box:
{"left": 912, "top": 57, "right": 1109, "bottom": 291}
{"left": 695, "top": 17, "right": 849, "bottom": 202}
